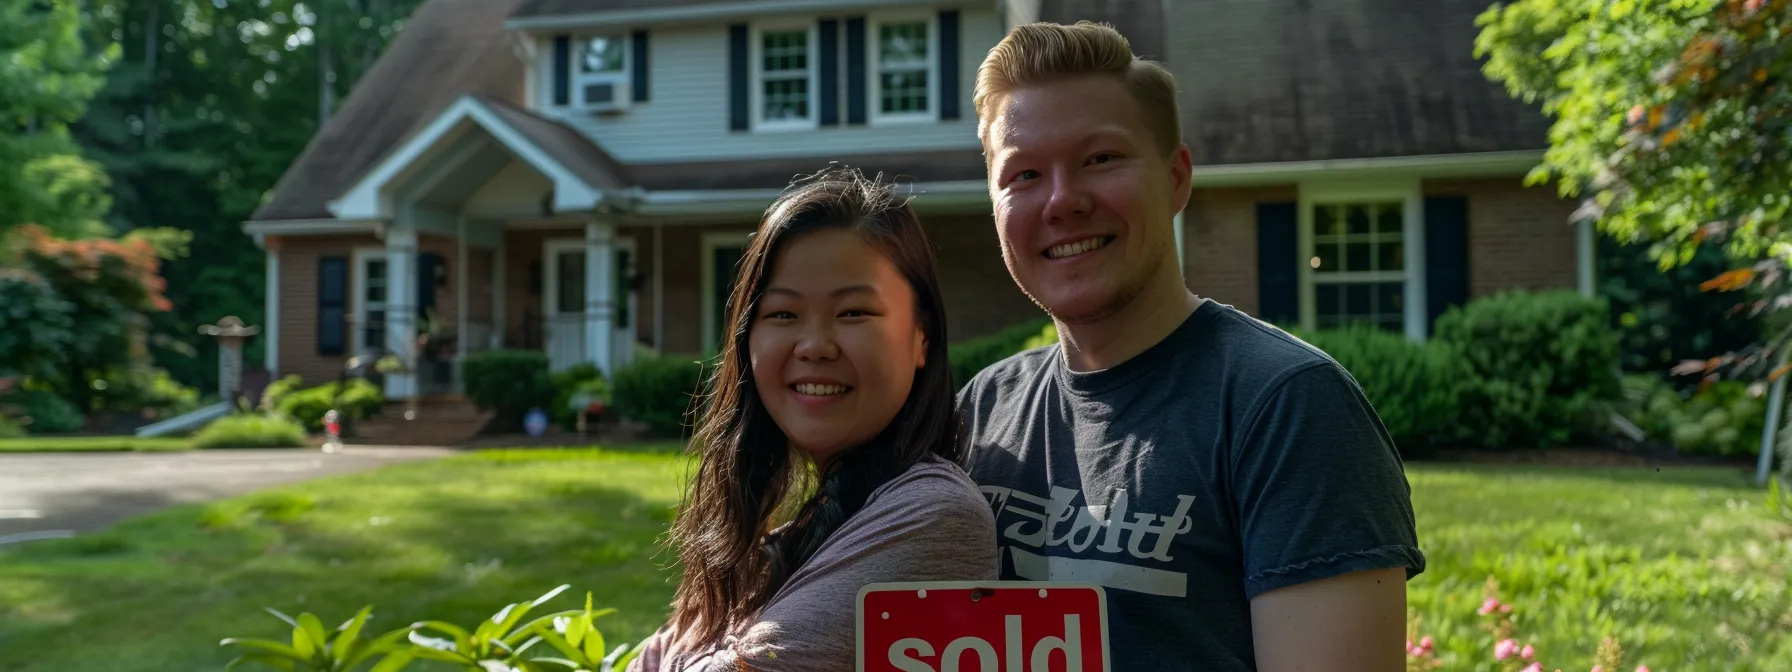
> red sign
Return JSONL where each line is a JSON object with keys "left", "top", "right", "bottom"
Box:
{"left": 856, "top": 581, "right": 1110, "bottom": 672}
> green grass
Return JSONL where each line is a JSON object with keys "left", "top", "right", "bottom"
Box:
{"left": 0, "top": 449, "right": 1784, "bottom": 671}
{"left": 0, "top": 436, "right": 193, "bottom": 453}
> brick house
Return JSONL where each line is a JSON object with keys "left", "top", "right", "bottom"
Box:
{"left": 244, "top": 0, "right": 1593, "bottom": 405}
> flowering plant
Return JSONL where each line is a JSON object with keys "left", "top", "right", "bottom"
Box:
{"left": 1407, "top": 576, "right": 1651, "bottom": 672}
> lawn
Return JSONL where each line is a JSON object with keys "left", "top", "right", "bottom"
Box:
{"left": 0, "top": 436, "right": 193, "bottom": 453}
{"left": 0, "top": 448, "right": 1786, "bottom": 671}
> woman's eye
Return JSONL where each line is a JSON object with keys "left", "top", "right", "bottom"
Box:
{"left": 762, "top": 310, "right": 796, "bottom": 320}
{"left": 1090, "top": 153, "right": 1116, "bottom": 164}
{"left": 839, "top": 309, "right": 870, "bottom": 318}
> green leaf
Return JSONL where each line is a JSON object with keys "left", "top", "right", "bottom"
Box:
{"left": 580, "top": 623, "right": 605, "bottom": 666}
{"left": 224, "top": 653, "right": 299, "bottom": 671}
{"left": 366, "top": 652, "right": 417, "bottom": 672}
{"left": 331, "top": 606, "right": 374, "bottom": 664}
{"left": 411, "top": 620, "right": 473, "bottom": 652}
{"left": 344, "top": 626, "right": 418, "bottom": 670}
{"left": 296, "top": 613, "right": 331, "bottom": 656}
{"left": 565, "top": 613, "right": 588, "bottom": 648}
{"left": 528, "top": 623, "right": 588, "bottom": 663}
{"left": 291, "top": 626, "right": 317, "bottom": 661}
{"left": 611, "top": 642, "right": 645, "bottom": 672}
{"left": 220, "top": 637, "right": 305, "bottom": 660}
{"left": 265, "top": 607, "right": 302, "bottom": 630}
{"left": 502, "top": 609, "right": 583, "bottom": 649}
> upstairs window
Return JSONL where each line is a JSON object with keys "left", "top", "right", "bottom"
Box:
{"left": 753, "top": 23, "right": 817, "bottom": 130}
{"left": 873, "top": 17, "right": 933, "bottom": 120}
{"left": 573, "top": 35, "right": 630, "bottom": 110}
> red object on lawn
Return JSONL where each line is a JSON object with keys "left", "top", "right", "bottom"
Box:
{"left": 856, "top": 581, "right": 1110, "bottom": 672}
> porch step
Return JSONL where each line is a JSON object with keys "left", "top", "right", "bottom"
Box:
{"left": 349, "top": 396, "right": 493, "bottom": 446}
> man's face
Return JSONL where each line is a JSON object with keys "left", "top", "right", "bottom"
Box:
{"left": 982, "top": 74, "right": 1192, "bottom": 325}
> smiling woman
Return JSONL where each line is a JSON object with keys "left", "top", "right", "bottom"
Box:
{"left": 626, "top": 167, "right": 999, "bottom": 672}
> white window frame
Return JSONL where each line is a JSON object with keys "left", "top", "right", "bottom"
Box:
{"left": 350, "top": 247, "right": 390, "bottom": 356}
{"left": 750, "top": 20, "right": 821, "bottom": 132}
{"left": 570, "top": 33, "right": 632, "bottom": 111}
{"left": 1296, "top": 178, "right": 1429, "bottom": 342}
{"left": 868, "top": 12, "right": 939, "bottom": 125}
{"left": 700, "top": 231, "right": 754, "bottom": 352}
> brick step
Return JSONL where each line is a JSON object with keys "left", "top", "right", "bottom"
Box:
{"left": 350, "top": 398, "right": 493, "bottom": 446}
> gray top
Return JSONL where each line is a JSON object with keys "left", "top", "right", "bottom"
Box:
{"left": 627, "top": 454, "right": 999, "bottom": 671}
{"left": 956, "top": 298, "right": 1426, "bottom": 671}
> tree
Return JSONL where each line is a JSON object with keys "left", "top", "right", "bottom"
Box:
{"left": 0, "top": 0, "right": 118, "bottom": 238}
{"left": 1476, "top": 0, "right": 1792, "bottom": 382}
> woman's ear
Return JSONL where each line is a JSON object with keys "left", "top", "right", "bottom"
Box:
{"left": 913, "top": 327, "right": 928, "bottom": 369}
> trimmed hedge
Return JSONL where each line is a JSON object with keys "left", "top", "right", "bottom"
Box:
{"left": 949, "top": 316, "right": 1052, "bottom": 390}
{"left": 193, "top": 414, "right": 306, "bottom": 449}
{"left": 462, "top": 350, "right": 556, "bottom": 431}
{"left": 1, "top": 389, "right": 85, "bottom": 434}
{"left": 612, "top": 354, "right": 707, "bottom": 437}
{"left": 261, "top": 376, "right": 384, "bottom": 432}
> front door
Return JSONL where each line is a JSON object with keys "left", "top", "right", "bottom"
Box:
{"left": 543, "top": 238, "right": 638, "bottom": 374}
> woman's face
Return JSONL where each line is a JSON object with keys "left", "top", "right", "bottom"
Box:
{"left": 749, "top": 227, "right": 928, "bottom": 466}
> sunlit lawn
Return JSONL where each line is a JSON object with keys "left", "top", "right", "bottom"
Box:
{"left": 0, "top": 446, "right": 1787, "bottom": 671}
{"left": 0, "top": 436, "right": 193, "bottom": 452}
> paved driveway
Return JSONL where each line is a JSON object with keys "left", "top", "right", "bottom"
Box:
{"left": 0, "top": 447, "right": 455, "bottom": 545}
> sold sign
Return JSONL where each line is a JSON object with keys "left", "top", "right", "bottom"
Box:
{"left": 856, "top": 581, "right": 1111, "bottom": 672}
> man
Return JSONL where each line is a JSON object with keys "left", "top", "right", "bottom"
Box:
{"left": 956, "top": 21, "right": 1426, "bottom": 671}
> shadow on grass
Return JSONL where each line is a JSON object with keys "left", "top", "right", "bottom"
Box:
{"left": 0, "top": 450, "right": 688, "bottom": 672}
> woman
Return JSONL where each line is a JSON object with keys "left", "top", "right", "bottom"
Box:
{"left": 628, "top": 167, "right": 999, "bottom": 671}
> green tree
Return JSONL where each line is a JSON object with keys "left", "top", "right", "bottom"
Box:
{"left": 1476, "top": 0, "right": 1792, "bottom": 380}
{"left": 0, "top": 0, "right": 118, "bottom": 238}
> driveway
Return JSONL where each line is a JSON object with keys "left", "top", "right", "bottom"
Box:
{"left": 0, "top": 447, "right": 455, "bottom": 545}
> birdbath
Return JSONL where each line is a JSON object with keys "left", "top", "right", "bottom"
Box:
{"left": 198, "top": 316, "right": 261, "bottom": 406}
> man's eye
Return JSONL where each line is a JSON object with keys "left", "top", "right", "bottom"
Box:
{"left": 1013, "top": 169, "right": 1041, "bottom": 182}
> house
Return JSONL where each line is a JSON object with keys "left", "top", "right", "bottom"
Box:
{"left": 243, "top": 0, "right": 1592, "bottom": 411}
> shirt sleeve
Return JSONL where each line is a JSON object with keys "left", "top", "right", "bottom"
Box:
{"left": 654, "top": 466, "right": 1000, "bottom": 671}
{"left": 1230, "top": 361, "right": 1426, "bottom": 600}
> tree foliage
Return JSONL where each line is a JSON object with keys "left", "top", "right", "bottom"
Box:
{"left": 0, "top": 0, "right": 117, "bottom": 238}
{"left": 1477, "top": 0, "right": 1792, "bottom": 381}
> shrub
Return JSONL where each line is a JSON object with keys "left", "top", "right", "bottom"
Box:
{"left": 462, "top": 350, "right": 556, "bottom": 431}
{"left": 192, "top": 414, "right": 305, "bottom": 449}
{"left": 1433, "top": 289, "right": 1622, "bottom": 449}
{"left": 2, "top": 389, "right": 85, "bottom": 434}
{"left": 612, "top": 354, "right": 707, "bottom": 437}
{"left": 0, "top": 415, "right": 25, "bottom": 438}
{"left": 1619, "top": 374, "right": 1765, "bottom": 457}
{"left": 552, "top": 363, "right": 611, "bottom": 430}
{"left": 1292, "top": 325, "right": 1468, "bottom": 455}
{"left": 948, "top": 316, "right": 1052, "bottom": 390}
{"left": 261, "top": 376, "right": 384, "bottom": 432}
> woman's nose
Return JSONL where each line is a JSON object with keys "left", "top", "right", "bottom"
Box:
{"left": 793, "top": 323, "right": 839, "bottom": 362}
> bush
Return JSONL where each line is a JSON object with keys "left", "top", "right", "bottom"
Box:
{"left": 2, "top": 389, "right": 85, "bottom": 434}
{"left": 461, "top": 350, "right": 556, "bottom": 431}
{"left": 1433, "top": 289, "right": 1621, "bottom": 448}
{"left": 192, "top": 414, "right": 305, "bottom": 449}
{"left": 0, "top": 415, "right": 25, "bottom": 438}
{"left": 612, "top": 354, "right": 707, "bottom": 437}
{"left": 261, "top": 376, "right": 384, "bottom": 432}
{"left": 551, "top": 363, "right": 611, "bottom": 430}
{"left": 1620, "top": 374, "right": 1766, "bottom": 457}
{"left": 1292, "top": 324, "right": 1468, "bottom": 454}
{"left": 948, "top": 316, "right": 1052, "bottom": 390}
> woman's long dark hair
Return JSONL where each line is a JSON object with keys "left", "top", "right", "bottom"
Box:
{"left": 662, "top": 166, "right": 963, "bottom": 653}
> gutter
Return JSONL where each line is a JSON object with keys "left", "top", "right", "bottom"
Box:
{"left": 505, "top": 0, "right": 990, "bottom": 31}
{"left": 631, "top": 180, "right": 988, "bottom": 217}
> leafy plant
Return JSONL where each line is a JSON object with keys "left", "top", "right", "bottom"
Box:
{"left": 192, "top": 413, "right": 305, "bottom": 449}
{"left": 220, "top": 606, "right": 414, "bottom": 672}
{"left": 946, "top": 316, "right": 1052, "bottom": 391}
{"left": 611, "top": 354, "right": 707, "bottom": 438}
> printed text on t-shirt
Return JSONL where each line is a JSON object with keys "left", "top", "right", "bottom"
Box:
{"left": 981, "top": 485, "right": 1197, "bottom": 598}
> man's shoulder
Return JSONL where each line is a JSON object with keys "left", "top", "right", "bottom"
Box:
{"left": 958, "top": 341, "right": 1060, "bottom": 407}
{"left": 1201, "top": 304, "right": 1347, "bottom": 387}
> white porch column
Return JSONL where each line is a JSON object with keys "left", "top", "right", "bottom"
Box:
{"left": 457, "top": 216, "right": 469, "bottom": 358}
{"left": 1576, "top": 218, "right": 1596, "bottom": 297}
{"left": 264, "top": 244, "right": 280, "bottom": 375}
{"left": 385, "top": 226, "right": 418, "bottom": 400}
{"left": 586, "top": 219, "right": 617, "bottom": 378}
{"left": 493, "top": 235, "right": 507, "bottom": 350}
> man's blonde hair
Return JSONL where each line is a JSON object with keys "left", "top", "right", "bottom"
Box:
{"left": 974, "top": 21, "right": 1182, "bottom": 156}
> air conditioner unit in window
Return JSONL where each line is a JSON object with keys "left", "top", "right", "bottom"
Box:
{"left": 577, "top": 77, "right": 630, "bottom": 114}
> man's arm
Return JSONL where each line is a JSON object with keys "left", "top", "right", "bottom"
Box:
{"left": 1250, "top": 568, "right": 1408, "bottom": 672}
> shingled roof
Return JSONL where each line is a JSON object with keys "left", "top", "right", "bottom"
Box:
{"left": 251, "top": 0, "right": 530, "bottom": 222}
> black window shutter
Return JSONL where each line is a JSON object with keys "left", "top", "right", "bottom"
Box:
{"left": 818, "top": 19, "right": 840, "bottom": 126}
{"left": 1424, "top": 196, "right": 1471, "bottom": 335}
{"left": 937, "top": 10, "right": 960, "bottom": 120}
{"left": 631, "top": 30, "right": 650, "bottom": 102}
{"left": 1256, "top": 202, "right": 1299, "bottom": 327}
{"left": 417, "top": 253, "right": 442, "bottom": 318}
{"left": 845, "top": 17, "right": 867, "bottom": 125}
{"left": 318, "top": 257, "right": 348, "bottom": 356}
{"left": 553, "top": 35, "right": 571, "bottom": 106}
{"left": 728, "top": 24, "right": 749, "bottom": 131}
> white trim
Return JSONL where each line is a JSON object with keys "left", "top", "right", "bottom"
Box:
{"left": 327, "top": 96, "right": 606, "bottom": 220}
{"left": 543, "top": 235, "right": 639, "bottom": 368}
{"left": 1190, "top": 150, "right": 1546, "bottom": 188}
{"left": 349, "top": 246, "right": 390, "bottom": 356}
{"left": 700, "top": 231, "right": 754, "bottom": 353}
{"left": 867, "top": 11, "right": 940, "bottom": 125}
{"left": 505, "top": 0, "right": 955, "bottom": 31}
{"left": 1296, "top": 177, "right": 1428, "bottom": 341}
{"left": 241, "top": 219, "right": 381, "bottom": 237}
{"left": 265, "top": 249, "right": 280, "bottom": 375}
{"left": 634, "top": 180, "right": 990, "bottom": 217}
{"left": 750, "top": 19, "right": 822, "bottom": 133}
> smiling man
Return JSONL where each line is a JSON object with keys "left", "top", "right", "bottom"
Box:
{"left": 954, "top": 21, "right": 1427, "bottom": 671}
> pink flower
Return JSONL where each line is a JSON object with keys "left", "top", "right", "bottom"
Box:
{"left": 1479, "top": 597, "right": 1502, "bottom": 615}
{"left": 1593, "top": 667, "right": 1605, "bottom": 672}
{"left": 1522, "top": 644, "right": 1535, "bottom": 660}
{"left": 1636, "top": 667, "right": 1650, "bottom": 672}
{"left": 1420, "top": 636, "right": 1433, "bottom": 651}
{"left": 1496, "top": 639, "right": 1520, "bottom": 660}
{"left": 1520, "top": 664, "right": 1542, "bottom": 672}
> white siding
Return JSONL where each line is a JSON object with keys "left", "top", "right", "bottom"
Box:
{"left": 465, "top": 159, "right": 553, "bottom": 218}
{"left": 532, "top": 8, "right": 1001, "bottom": 164}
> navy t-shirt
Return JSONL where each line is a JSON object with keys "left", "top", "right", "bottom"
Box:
{"left": 955, "top": 298, "right": 1426, "bottom": 670}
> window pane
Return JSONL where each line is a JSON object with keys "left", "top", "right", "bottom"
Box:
{"left": 880, "top": 71, "right": 928, "bottom": 113}
{"left": 1317, "top": 205, "right": 1343, "bottom": 235}
{"left": 763, "top": 77, "right": 809, "bottom": 119}
{"left": 558, "top": 251, "right": 585, "bottom": 314}
{"left": 1313, "top": 242, "right": 1340, "bottom": 274}
{"left": 1316, "top": 283, "right": 1341, "bottom": 317}
{"left": 581, "top": 36, "right": 625, "bottom": 73}
{"left": 1378, "top": 241, "right": 1404, "bottom": 271}
{"left": 1376, "top": 203, "right": 1403, "bottom": 234}
{"left": 1346, "top": 204, "right": 1371, "bottom": 234}
{"left": 1345, "top": 283, "right": 1372, "bottom": 317}
{"left": 366, "top": 260, "right": 386, "bottom": 281}
{"left": 1376, "top": 282, "right": 1404, "bottom": 315}
{"left": 365, "top": 309, "right": 387, "bottom": 352}
{"left": 615, "top": 250, "right": 631, "bottom": 330}
{"left": 1345, "top": 242, "right": 1371, "bottom": 272}
{"left": 762, "top": 30, "right": 808, "bottom": 72}
{"left": 879, "top": 22, "right": 928, "bottom": 64}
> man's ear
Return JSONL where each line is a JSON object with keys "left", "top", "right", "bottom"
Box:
{"left": 1170, "top": 142, "right": 1194, "bottom": 215}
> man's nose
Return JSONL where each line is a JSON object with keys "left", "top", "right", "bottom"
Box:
{"left": 1044, "top": 172, "right": 1093, "bottom": 222}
